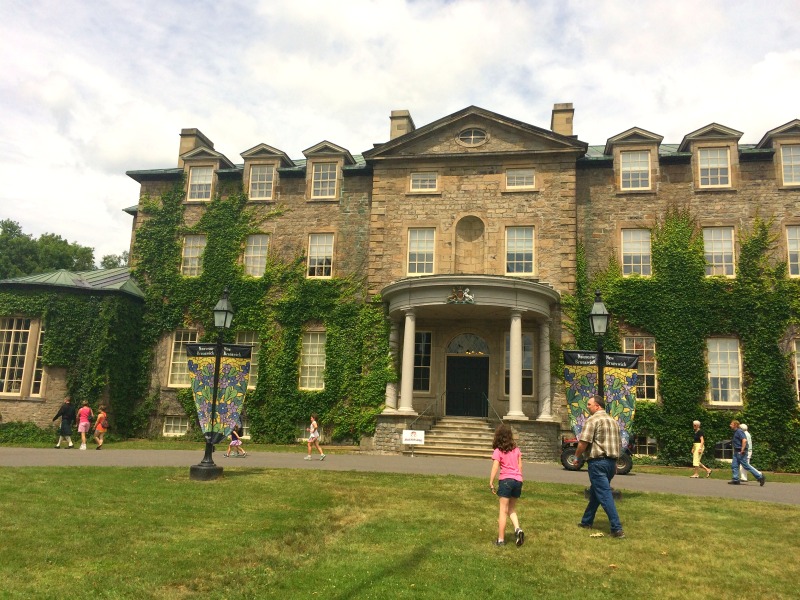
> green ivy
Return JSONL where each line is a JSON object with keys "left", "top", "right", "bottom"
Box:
{"left": 131, "top": 183, "right": 392, "bottom": 443}
{"left": 566, "top": 207, "right": 800, "bottom": 470}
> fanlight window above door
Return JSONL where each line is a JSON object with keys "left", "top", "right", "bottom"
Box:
{"left": 446, "top": 333, "right": 490, "bottom": 355}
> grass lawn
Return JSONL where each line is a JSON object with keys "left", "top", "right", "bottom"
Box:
{"left": 1, "top": 467, "right": 797, "bottom": 599}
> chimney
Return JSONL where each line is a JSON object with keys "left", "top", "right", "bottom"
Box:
{"left": 390, "top": 110, "right": 415, "bottom": 140}
{"left": 550, "top": 103, "right": 574, "bottom": 137}
{"left": 178, "top": 128, "right": 215, "bottom": 167}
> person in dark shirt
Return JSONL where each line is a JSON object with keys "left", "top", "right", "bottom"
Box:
{"left": 690, "top": 420, "right": 712, "bottom": 478}
{"left": 53, "top": 397, "right": 77, "bottom": 449}
{"left": 729, "top": 420, "right": 765, "bottom": 486}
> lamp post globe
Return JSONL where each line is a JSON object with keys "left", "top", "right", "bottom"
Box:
{"left": 190, "top": 288, "right": 234, "bottom": 481}
{"left": 589, "top": 290, "right": 610, "bottom": 402}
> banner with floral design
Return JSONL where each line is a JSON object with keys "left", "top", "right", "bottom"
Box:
{"left": 563, "top": 351, "right": 638, "bottom": 450}
{"left": 186, "top": 344, "right": 251, "bottom": 445}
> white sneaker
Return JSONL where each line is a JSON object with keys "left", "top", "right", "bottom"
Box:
{"left": 80, "top": 444, "right": 86, "bottom": 450}
{"left": 304, "top": 455, "right": 311, "bottom": 460}
{"left": 319, "top": 454, "right": 326, "bottom": 461}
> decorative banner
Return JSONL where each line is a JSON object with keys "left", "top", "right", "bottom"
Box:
{"left": 563, "top": 350, "right": 638, "bottom": 450}
{"left": 186, "top": 344, "right": 251, "bottom": 445}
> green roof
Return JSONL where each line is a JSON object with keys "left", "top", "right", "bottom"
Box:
{"left": 0, "top": 267, "right": 144, "bottom": 300}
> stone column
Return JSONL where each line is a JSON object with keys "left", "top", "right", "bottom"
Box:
{"left": 383, "top": 318, "right": 400, "bottom": 413}
{"left": 505, "top": 310, "right": 527, "bottom": 419}
{"left": 537, "top": 319, "right": 554, "bottom": 421}
{"left": 397, "top": 310, "right": 417, "bottom": 414}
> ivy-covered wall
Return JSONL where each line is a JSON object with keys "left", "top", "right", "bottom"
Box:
{"left": 567, "top": 208, "right": 800, "bottom": 470}
{"left": 131, "top": 184, "right": 393, "bottom": 443}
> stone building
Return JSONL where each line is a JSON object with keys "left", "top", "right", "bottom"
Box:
{"left": 1, "top": 103, "right": 798, "bottom": 462}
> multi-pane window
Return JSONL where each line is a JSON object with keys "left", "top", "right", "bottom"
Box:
{"left": 408, "top": 228, "right": 435, "bottom": 275}
{"left": 311, "top": 162, "right": 337, "bottom": 198}
{"left": 631, "top": 435, "right": 658, "bottom": 456}
{"left": 299, "top": 330, "right": 326, "bottom": 390}
{"left": 163, "top": 415, "right": 189, "bottom": 436}
{"left": 621, "top": 229, "right": 652, "bottom": 276}
{"left": 795, "top": 339, "right": 800, "bottom": 402}
{"left": 788, "top": 226, "right": 800, "bottom": 277}
{"left": 782, "top": 145, "right": 800, "bottom": 185}
{"left": 703, "top": 227, "right": 735, "bottom": 276}
{"left": 0, "top": 317, "right": 30, "bottom": 394}
{"left": 707, "top": 338, "right": 741, "bottom": 404}
{"left": 244, "top": 234, "right": 270, "bottom": 277}
{"left": 239, "top": 418, "right": 251, "bottom": 439}
{"left": 505, "top": 227, "right": 534, "bottom": 274}
{"left": 235, "top": 331, "right": 260, "bottom": 389}
{"left": 506, "top": 168, "right": 535, "bottom": 189}
{"left": 624, "top": 336, "right": 657, "bottom": 400}
{"left": 168, "top": 329, "right": 198, "bottom": 387}
{"left": 31, "top": 327, "right": 45, "bottom": 396}
{"left": 307, "top": 234, "right": 334, "bottom": 278}
{"left": 505, "top": 333, "right": 534, "bottom": 396}
{"left": 458, "top": 129, "right": 487, "bottom": 146}
{"left": 181, "top": 235, "right": 206, "bottom": 276}
{"left": 698, "top": 148, "right": 730, "bottom": 187}
{"left": 621, "top": 151, "right": 650, "bottom": 190}
{"left": 188, "top": 166, "right": 213, "bottom": 200}
{"left": 410, "top": 172, "right": 438, "bottom": 191}
{"left": 249, "top": 164, "right": 275, "bottom": 200}
{"left": 413, "top": 332, "right": 432, "bottom": 391}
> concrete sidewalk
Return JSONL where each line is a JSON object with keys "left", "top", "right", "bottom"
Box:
{"left": 1, "top": 447, "right": 797, "bottom": 505}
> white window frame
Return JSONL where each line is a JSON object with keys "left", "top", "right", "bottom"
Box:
{"left": 299, "top": 330, "right": 326, "bottom": 390}
{"left": 413, "top": 331, "right": 432, "bottom": 392}
{"left": 707, "top": 338, "right": 742, "bottom": 405}
{"left": 249, "top": 164, "right": 275, "bottom": 200}
{"left": 505, "top": 168, "right": 535, "bottom": 190}
{"left": 698, "top": 147, "right": 730, "bottom": 188}
{"left": 163, "top": 415, "right": 190, "bottom": 437}
{"left": 243, "top": 234, "right": 270, "bottom": 277}
{"left": 787, "top": 226, "right": 800, "bottom": 278}
{"left": 621, "top": 229, "right": 652, "bottom": 276}
{"left": 407, "top": 228, "right": 435, "bottom": 275}
{"left": 781, "top": 144, "right": 800, "bottom": 186}
{"left": 235, "top": 331, "right": 260, "bottom": 389}
{"left": 188, "top": 166, "right": 213, "bottom": 201}
{"left": 505, "top": 227, "right": 534, "bottom": 275}
{"left": 504, "top": 332, "right": 534, "bottom": 396}
{"left": 409, "top": 172, "right": 438, "bottom": 192}
{"left": 307, "top": 233, "right": 334, "bottom": 278}
{"left": 311, "top": 162, "right": 337, "bottom": 199}
{"left": 181, "top": 235, "right": 206, "bottom": 277}
{"left": 795, "top": 339, "right": 800, "bottom": 402}
{"left": 168, "top": 329, "right": 198, "bottom": 387}
{"left": 239, "top": 417, "right": 251, "bottom": 439}
{"left": 703, "top": 227, "right": 735, "bottom": 277}
{"left": 623, "top": 336, "right": 657, "bottom": 401}
{"left": 0, "top": 317, "right": 45, "bottom": 397}
{"left": 620, "top": 150, "right": 651, "bottom": 190}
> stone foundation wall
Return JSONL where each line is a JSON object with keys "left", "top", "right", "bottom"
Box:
{"left": 507, "top": 420, "right": 562, "bottom": 462}
{"left": 363, "top": 414, "right": 435, "bottom": 453}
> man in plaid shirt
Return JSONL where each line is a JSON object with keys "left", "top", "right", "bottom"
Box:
{"left": 575, "top": 395, "right": 625, "bottom": 538}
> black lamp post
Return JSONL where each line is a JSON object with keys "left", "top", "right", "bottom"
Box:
{"left": 588, "top": 290, "right": 610, "bottom": 402}
{"left": 189, "top": 288, "right": 234, "bottom": 481}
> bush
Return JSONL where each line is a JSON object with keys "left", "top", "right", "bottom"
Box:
{"left": 0, "top": 421, "right": 57, "bottom": 444}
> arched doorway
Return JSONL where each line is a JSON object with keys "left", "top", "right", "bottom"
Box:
{"left": 445, "top": 333, "right": 489, "bottom": 417}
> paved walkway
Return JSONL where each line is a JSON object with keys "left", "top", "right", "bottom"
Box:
{"left": 1, "top": 447, "right": 797, "bottom": 505}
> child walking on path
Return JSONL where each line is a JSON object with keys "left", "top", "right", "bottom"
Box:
{"left": 225, "top": 426, "right": 247, "bottom": 457}
{"left": 489, "top": 423, "right": 524, "bottom": 547}
{"left": 76, "top": 401, "right": 94, "bottom": 450}
{"left": 305, "top": 414, "right": 325, "bottom": 461}
{"left": 92, "top": 405, "right": 108, "bottom": 450}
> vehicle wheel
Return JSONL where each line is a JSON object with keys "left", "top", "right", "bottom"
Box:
{"left": 616, "top": 453, "right": 633, "bottom": 475}
{"left": 561, "top": 447, "right": 585, "bottom": 471}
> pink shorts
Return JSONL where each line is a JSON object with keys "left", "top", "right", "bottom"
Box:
{"left": 230, "top": 440, "right": 242, "bottom": 447}
{"left": 78, "top": 422, "right": 91, "bottom": 433}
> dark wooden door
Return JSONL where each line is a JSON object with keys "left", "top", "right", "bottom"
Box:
{"left": 446, "top": 356, "right": 489, "bottom": 417}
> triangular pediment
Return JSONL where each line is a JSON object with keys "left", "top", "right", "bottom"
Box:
{"left": 363, "top": 106, "right": 587, "bottom": 161}
{"left": 603, "top": 127, "right": 663, "bottom": 155}
{"left": 302, "top": 141, "right": 356, "bottom": 165}
{"left": 678, "top": 123, "right": 743, "bottom": 152}
{"left": 180, "top": 146, "right": 235, "bottom": 168}
{"left": 756, "top": 119, "right": 800, "bottom": 149}
{"left": 240, "top": 143, "right": 294, "bottom": 167}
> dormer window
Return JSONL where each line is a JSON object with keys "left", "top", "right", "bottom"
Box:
{"left": 249, "top": 164, "right": 275, "bottom": 200}
{"left": 698, "top": 148, "right": 730, "bottom": 188}
{"left": 188, "top": 167, "right": 213, "bottom": 200}
{"left": 782, "top": 145, "right": 800, "bottom": 185}
{"left": 620, "top": 151, "right": 650, "bottom": 190}
{"left": 311, "top": 162, "right": 338, "bottom": 198}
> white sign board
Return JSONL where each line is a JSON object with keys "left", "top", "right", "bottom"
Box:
{"left": 402, "top": 430, "right": 425, "bottom": 445}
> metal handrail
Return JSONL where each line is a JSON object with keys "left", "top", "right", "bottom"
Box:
{"left": 409, "top": 392, "right": 442, "bottom": 429}
{"left": 486, "top": 393, "right": 503, "bottom": 424}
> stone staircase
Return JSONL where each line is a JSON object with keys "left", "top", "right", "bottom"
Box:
{"left": 402, "top": 416, "right": 496, "bottom": 459}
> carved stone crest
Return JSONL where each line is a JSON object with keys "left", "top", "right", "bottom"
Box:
{"left": 446, "top": 286, "right": 475, "bottom": 304}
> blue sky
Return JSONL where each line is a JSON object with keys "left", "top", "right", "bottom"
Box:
{"left": 1, "top": 0, "right": 799, "bottom": 262}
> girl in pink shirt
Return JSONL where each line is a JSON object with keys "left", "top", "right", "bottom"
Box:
{"left": 489, "top": 424, "right": 524, "bottom": 547}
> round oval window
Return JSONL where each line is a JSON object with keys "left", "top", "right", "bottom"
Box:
{"left": 457, "top": 128, "right": 487, "bottom": 146}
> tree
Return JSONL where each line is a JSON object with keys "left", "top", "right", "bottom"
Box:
{"left": 0, "top": 220, "right": 95, "bottom": 279}
{"left": 100, "top": 251, "right": 129, "bottom": 269}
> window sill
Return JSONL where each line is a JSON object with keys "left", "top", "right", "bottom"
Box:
{"left": 405, "top": 191, "right": 442, "bottom": 196}
{"left": 0, "top": 396, "right": 45, "bottom": 403}
{"left": 694, "top": 187, "right": 737, "bottom": 193}
{"left": 307, "top": 198, "right": 338, "bottom": 203}
{"left": 777, "top": 184, "right": 800, "bottom": 190}
{"left": 704, "top": 402, "right": 742, "bottom": 410}
{"left": 501, "top": 188, "right": 539, "bottom": 194}
{"left": 615, "top": 189, "right": 656, "bottom": 196}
